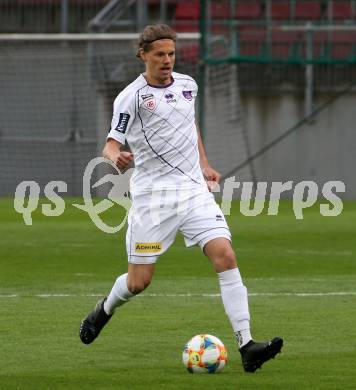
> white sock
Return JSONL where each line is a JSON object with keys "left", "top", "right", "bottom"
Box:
{"left": 218, "top": 268, "right": 252, "bottom": 348}
{"left": 104, "top": 273, "right": 135, "bottom": 315}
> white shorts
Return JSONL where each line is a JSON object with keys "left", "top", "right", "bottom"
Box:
{"left": 126, "top": 188, "right": 231, "bottom": 264}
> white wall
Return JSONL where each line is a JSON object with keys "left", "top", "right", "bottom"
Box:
{"left": 240, "top": 92, "right": 356, "bottom": 198}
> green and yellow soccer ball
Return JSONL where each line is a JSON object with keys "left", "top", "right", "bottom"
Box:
{"left": 182, "top": 334, "right": 227, "bottom": 373}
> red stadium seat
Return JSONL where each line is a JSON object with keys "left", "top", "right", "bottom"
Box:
{"left": 178, "top": 43, "right": 199, "bottom": 64}
{"left": 332, "top": 43, "right": 353, "bottom": 59}
{"left": 295, "top": 1, "right": 321, "bottom": 20}
{"left": 271, "top": 2, "right": 291, "bottom": 20}
{"left": 313, "top": 31, "right": 328, "bottom": 58}
{"left": 328, "top": 1, "right": 353, "bottom": 20}
{"left": 236, "top": 1, "right": 262, "bottom": 20}
{"left": 331, "top": 31, "right": 356, "bottom": 59}
{"left": 211, "top": 24, "right": 230, "bottom": 35}
{"left": 175, "top": 1, "right": 200, "bottom": 20}
{"left": 288, "top": 30, "right": 333, "bottom": 60}
{"left": 210, "top": 2, "right": 230, "bottom": 34}
{"left": 272, "top": 31, "right": 302, "bottom": 42}
{"left": 174, "top": 1, "right": 199, "bottom": 32}
{"left": 239, "top": 28, "right": 267, "bottom": 57}
{"left": 211, "top": 2, "right": 230, "bottom": 19}
{"left": 332, "top": 31, "right": 356, "bottom": 43}
{"left": 148, "top": 0, "right": 178, "bottom": 3}
{"left": 271, "top": 31, "right": 302, "bottom": 58}
{"left": 173, "top": 23, "right": 199, "bottom": 32}
{"left": 16, "top": 0, "right": 107, "bottom": 4}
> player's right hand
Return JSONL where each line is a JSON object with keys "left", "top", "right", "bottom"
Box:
{"left": 114, "top": 151, "right": 134, "bottom": 171}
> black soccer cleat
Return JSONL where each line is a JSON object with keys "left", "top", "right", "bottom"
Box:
{"left": 79, "top": 298, "right": 112, "bottom": 345}
{"left": 240, "top": 337, "right": 283, "bottom": 373}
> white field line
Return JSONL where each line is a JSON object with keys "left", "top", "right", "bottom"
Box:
{"left": 285, "top": 249, "right": 353, "bottom": 256}
{"left": 0, "top": 292, "right": 356, "bottom": 298}
{"left": 237, "top": 248, "right": 354, "bottom": 256}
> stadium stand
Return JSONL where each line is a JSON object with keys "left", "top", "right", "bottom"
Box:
{"left": 239, "top": 28, "right": 267, "bottom": 57}
{"left": 271, "top": 1, "right": 291, "bottom": 20}
{"left": 0, "top": 0, "right": 110, "bottom": 32}
{"left": 172, "top": 0, "right": 356, "bottom": 62}
{"left": 332, "top": 31, "right": 356, "bottom": 58}
{"left": 210, "top": 2, "right": 230, "bottom": 19}
{"left": 174, "top": 0, "right": 200, "bottom": 20}
{"left": 327, "top": 1, "right": 354, "bottom": 19}
{"left": 0, "top": 0, "right": 355, "bottom": 62}
{"left": 1, "top": 0, "right": 355, "bottom": 199}
{"left": 174, "top": 0, "right": 199, "bottom": 32}
{"left": 271, "top": 31, "right": 303, "bottom": 59}
{"left": 295, "top": 1, "right": 322, "bottom": 20}
{"left": 236, "top": 1, "right": 262, "bottom": 20}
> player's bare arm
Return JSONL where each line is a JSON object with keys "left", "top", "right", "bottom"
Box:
{"left": 196, "top": 123, "right": 221, "bottom": 189}
{"left": 103, "top": 138, "right": 133, "bottom": 171}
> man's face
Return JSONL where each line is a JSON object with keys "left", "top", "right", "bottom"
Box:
{"left": 141, "top": 39, "right": 176, "bottom": 84}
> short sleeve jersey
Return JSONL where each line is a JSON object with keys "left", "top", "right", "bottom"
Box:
{"left": 107, "top": 72, "right": 206, "bottom": 194}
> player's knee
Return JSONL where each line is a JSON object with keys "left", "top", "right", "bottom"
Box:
{"left": 222, "top": 251, "right": 237, "bottom": 270}
{"left": 127, "top": 277, "right": 151, "bottom": 295}
{"left": 221, "top": 245, "right": 236, "bottom": 263}
{"left": 214, "top": 247, "right": 237, "bottom": 272}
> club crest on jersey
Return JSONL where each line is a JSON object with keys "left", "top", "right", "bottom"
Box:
{"left": 182, "top": 90, "right": 193, "bottom": 101}
{"left": 143, "top": 97, "right": 156, "bottom": 110}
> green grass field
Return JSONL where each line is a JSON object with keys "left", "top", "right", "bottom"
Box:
{"left": 1, "top": 198, "right": 356, "bottom": 389}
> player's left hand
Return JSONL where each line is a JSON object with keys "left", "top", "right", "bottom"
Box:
{"left": 202, "top": 165, "right": 221, "bottom": 192}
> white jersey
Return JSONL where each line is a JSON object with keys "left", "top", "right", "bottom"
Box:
{"left": 107, "top": 72, "right": 207, "bottom": 194}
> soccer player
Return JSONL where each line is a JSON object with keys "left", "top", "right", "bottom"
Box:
{"left": 79, "top": 24, "right": 283, "bottom": 372}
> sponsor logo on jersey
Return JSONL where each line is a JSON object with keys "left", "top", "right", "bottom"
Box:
{"left": 141, "top": 94, "right": 154, "bottom": 100}
{"left": 135, "top": 242, "right": 162, "bottom": 253}
{"left": 216, "top": 214, "right": 223, "bottom": 221}
{"left": 182, "top": 90, "right": 193, "bottom": 101}
{"left": 115, "top": 113, "right": 130, "bottom": 133}
{"left": 165, "top": 93, "right": 177, "bottom": 104}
